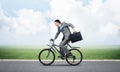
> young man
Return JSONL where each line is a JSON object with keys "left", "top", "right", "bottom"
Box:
{"left": 53, "top": 19, "right": 76, "bottom": 58}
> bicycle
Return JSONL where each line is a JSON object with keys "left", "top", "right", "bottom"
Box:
{"left": 38, "top": 39, "right": 83, "bottom": 66}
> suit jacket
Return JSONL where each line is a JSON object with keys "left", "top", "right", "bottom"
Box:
{"left": 54, "top": 22, "right": 75, "bottom": 39}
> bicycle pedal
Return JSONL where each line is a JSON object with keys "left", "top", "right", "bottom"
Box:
{"left": 58, "top": 56, "right": 65, "bottom": 60}
{"left": 73, "top": 56, "right": 76, "bottom": 60}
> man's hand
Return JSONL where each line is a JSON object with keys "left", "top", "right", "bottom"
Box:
{"left": 73, "top": 28, "right": 77, "bottom": 33}
{"left": 50, "top": 39, "right": 54, "bottom": 41}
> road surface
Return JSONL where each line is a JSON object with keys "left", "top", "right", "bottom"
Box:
{"left": 0, "top": 60, "right": 120, "bottom": 72}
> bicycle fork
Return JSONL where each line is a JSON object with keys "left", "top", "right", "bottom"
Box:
{"left": 46, "top": 49, "right": 51, "bottom": 58}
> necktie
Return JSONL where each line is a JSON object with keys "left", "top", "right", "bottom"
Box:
{"left": 58, "top": 26, "right": 62, "bottom": 32}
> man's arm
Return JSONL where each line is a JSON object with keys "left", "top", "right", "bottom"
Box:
{"left": 62, "top": 22, "right": 74, "bottom": 29}
{"left": 54, "top": 31, "right": 60, "bottom": 40}
{"left": 64, "top": 22, "right": 76, "bottom": 32}
{"left": 67, "top": 23, "right": 75, "bottom": 29}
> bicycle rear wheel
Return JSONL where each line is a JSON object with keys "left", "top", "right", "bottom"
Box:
{"left": 66, "top": 49, "right": 83, "bottom": 66}
{"left": 38, "top": 49, "right": 55, "bottom": 65}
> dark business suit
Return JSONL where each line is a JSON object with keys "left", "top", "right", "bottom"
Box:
{"left": 54, "top": 22, "right": 75, "bottom": 55}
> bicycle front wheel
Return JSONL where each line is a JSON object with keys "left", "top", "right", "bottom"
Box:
{"left": 66, "top": 49, "right": 83, "bottom": 66}
{"left": 38, "top": 49, "right": 55, "bottom": 65}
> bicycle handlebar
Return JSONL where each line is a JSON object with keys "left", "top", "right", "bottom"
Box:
{"left": 49, "top": 39, "right": 72, "bottom": 48}
{"left": 50, "top": 39, "right": 54, "bottom": 45}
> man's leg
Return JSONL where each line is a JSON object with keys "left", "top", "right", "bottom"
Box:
{"left": 59, "top": 38, "right": 70, "bottom": 56}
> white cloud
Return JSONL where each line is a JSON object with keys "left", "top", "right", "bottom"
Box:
{"left": 50, "top": 0, "right": 120, "bottom": 45}
{"left": 0, "top": 8, "right": 48, "bottom": 35}
{"left": 88, "top": 0, "right": 103, "bottom": 14}
{"left": 0, "top": 6, "right": 12, "bottom": 33}
{"left": 0, "top": 0, "right": 120, "bottom": 45}
{"left": 100, "top": 22, "right": 119, "bottom": 36}
{"left": 12, "top": 9, "right": 47, "bottom": 35}
{"left": 0, "top": 6, "right": 50, "bottom": 45}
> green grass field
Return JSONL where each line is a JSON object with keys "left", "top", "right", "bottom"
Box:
{"left": 0, "top": 45, "right": 120, "bottom": 59}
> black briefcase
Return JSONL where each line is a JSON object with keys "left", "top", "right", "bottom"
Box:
{"left": 70, "top": 32, "right": 83, "bottom": 43}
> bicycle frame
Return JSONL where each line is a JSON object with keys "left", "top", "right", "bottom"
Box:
{"left": 47, "top": 44, "right": 61, "bottom": 54}
{"left": 47, "top": 40, "right": 76, "bottom": 55}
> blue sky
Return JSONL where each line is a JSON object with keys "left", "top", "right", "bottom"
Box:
{"left": 0, "top": 0, "right": 91, "bottom": 16}
{"left": 0, "top": 0, "right": 120, "bottom": 45}
{"left": 0, "top": 0, "right": 50, "bottom": 16}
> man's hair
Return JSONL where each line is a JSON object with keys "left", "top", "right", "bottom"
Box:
{"left": 54, "top": 19, "right": 61, "bottom": 24}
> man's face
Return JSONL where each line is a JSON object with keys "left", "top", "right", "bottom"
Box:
{"left": 54, "top": 22, "right": 60, "bottom": 27}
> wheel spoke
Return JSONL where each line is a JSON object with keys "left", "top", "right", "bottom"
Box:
{"left": 66, "top": 49, "right": 83, "bottom": 65}
{"left": 38, "top": 49, "right": 55, "bottom": 65}
{"left": 46, "top": 50, "right": 50, "bottom": 58}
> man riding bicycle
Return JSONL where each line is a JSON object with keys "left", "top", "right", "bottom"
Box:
{"left": 52, "top": 19, "right": 77, "bottom": 59}
{"left": 39, "top": 20, "right": 82, "bottom": 65}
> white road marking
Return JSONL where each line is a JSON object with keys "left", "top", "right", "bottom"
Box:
{"left": 0, "top": 59, "right": 120, "bottom": 61}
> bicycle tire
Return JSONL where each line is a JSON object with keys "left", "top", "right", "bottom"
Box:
{"left": 66, "top": 49, "right": 83, "bottom": 66}
{"left": 38, "top": 49, "right": 55, "bottom": 65}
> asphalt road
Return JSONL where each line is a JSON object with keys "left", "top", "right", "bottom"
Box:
{"left": 0, "top": 60, "right": 120, "bottom": 72}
